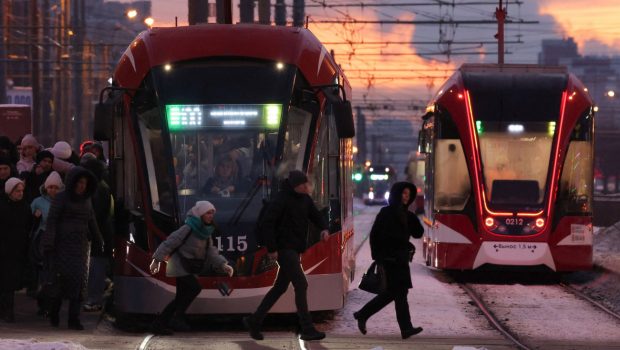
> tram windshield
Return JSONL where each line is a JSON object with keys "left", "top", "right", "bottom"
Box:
{"left": 465, "top": 73, "right": 566, "bottom": 210}
{"left": 149, "top": 59, "right": 297, "bottom": 220}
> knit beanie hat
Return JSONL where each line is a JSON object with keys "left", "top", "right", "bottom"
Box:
{"left": 191, "top": 201, "right": 216, "bottom": 217}
{"left": 288, "top": 170, "right": 308, "bottom": 188}
{"left": 44, "top": 171, "right": 63, "bottom": 189}
{"left": 36, "top": 150, "right": 54, "bottom": 164}
{"left": 21, "top": 134, "right": 39, "bottom": 148}
{"left": 51, "top": 141, "right": 72, "bottom": 160}
{"left": 5, "top": 177, "right": 24, "bottom": 195}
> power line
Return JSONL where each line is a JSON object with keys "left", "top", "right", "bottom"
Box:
{"left": 303, "top": 1, "right": 524, "bottom": 7}
{"left": 308, "top": 19, "right": 538, "bottom": 24}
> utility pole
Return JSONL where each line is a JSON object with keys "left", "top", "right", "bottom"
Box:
{"left": 0, "top": 2, "right": 6, "bottom": 103}
{"left": 495, "top": 0, "right": 506, "bottom": 65}
{"left": 292, "top": 0, "right": 304, "bottom": 27}
{"left": 71, "top": 0, "right": 85, "bottom": 146}
{"left": 188, "top": 0, "right": 209, "bottom": 25}
{"left": 30, "top": 0, "right": 42, "bottom": 138}
{"left": 257, "top": 0, "right": 270, "bottom": 24}
{"left": 40, "top": 0, "right": 52, "bottom": 145}
{"left": 356, "top": 106, "right": 367, "bottom": 164}
{"left": 274, "top": 0, "right": 286, "bottom": 26}
{"left": 239, "top": 0, "right": 253, "bottom": 23}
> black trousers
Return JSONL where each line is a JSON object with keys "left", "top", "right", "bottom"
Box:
{"left": 49, "top": 297, "right": 81, "bottom": 322}
{"left": 0, "top": 292, "right": 14, "bottom": 319}
{"left": 252, "top": 249, "right": 313, "bottom": 331}
{"left": 155, "top": 274, "right": 201, "bottom": 326}
{"left": 357, "top": 288, "right": 413, "bottom": 332}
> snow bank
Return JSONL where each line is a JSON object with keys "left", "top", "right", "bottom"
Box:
{"left": 0, "top": 339, "right": 88, "bottom": 350}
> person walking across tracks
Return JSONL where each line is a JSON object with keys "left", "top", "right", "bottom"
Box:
{"left": 243, "top": 170, "right": 330, "bottom": 341}
{"left": 353, "top": 181, "right": 425, "bottom": 339}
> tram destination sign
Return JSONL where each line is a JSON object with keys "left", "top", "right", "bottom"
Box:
{"left": 166, "top": 104, "right": 282, "bottom": 131}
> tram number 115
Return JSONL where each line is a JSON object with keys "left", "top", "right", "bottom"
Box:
{"left": 214, "top": 235, "right": 248, "bottom": 253}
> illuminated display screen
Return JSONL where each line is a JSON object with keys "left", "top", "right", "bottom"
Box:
{"left": 166, "top": 104, "right": 282, "bottom": 131}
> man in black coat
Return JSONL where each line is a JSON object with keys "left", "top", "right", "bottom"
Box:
{"left": 354, "top": 181, "right": 425, "bottom": 339}
{"left": 244, "top": 170, "right": 329, "bottom": 341}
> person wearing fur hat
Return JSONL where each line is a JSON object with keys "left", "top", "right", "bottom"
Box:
{"left": 243, "top": 170, "right": 330, "bottom": 341}
{"left": 0, "top": 178, "right": 33, "bottom": 322}
{"left": 148, "top": 201, "right": 233, "bottom": 335}
{"left": 40, "top": 166, "right": 103, "bottom": 330}
{"left": 30, "top": 171, "right": 63, "bottom": 315}
{"left": 16, "top": 134, "right": 39, "bottom": 174}
{"left": 20, "top": 150, "right": 54, "bottom": 204}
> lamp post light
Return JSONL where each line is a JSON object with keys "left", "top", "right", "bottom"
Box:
{"left": 127, "top": 9, "right": 138, "bottom": 19}
{"left": 144, "top": 17, "right": 155, "bottom": 27}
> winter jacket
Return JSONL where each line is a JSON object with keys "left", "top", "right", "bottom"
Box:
{"left": 16, "top": 158, "right": 35, "bottom": 175}
{"left": 261, "top": 180, "right": 328, "bottom": 253}
{"left": 0, "top": 196, "right": 33, "bottom": 292}
{"left": 153, "top": 224, "right": 228, "bottom": 278}
{"left": 83, "top": 159, "right": 114, "bottom": 257}
{"left": 40, "top": 166, "right": 103, "bottom": 299}
{"left": 31, "top": 192, "right": 52, "bottom": 234}
{"left": 369, "top": 182, "right": 424, "bottom": 291}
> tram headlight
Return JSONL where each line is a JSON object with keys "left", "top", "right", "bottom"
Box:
{"left": 384, "top": 191, "right": 390, "bottom": 200}
{"left": 484, "top": 217, "right": 495, "bottom": 227}
{"left": 368, "top": 191, "right": 374, "bottom": 200}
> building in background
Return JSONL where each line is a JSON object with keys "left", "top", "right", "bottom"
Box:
{"left": 1, "top": 0, "right": 150, "bottom": 147}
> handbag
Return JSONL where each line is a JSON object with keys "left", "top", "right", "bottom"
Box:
{"left": 358, "top": 261, "right": 386, "bottom": 294}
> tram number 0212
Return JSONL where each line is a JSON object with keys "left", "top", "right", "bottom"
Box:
{"left": 214, "top": 235, "right": 248, "bottom": 253}
{"left": 505, "top": 218, "right": 524, "bottom": 226}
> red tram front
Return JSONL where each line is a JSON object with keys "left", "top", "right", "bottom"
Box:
{"left": 95, "top": 24, "right": 356, "bottom": 314}
{"left": 419, "top": 64, "right": 594, "bottom": 271}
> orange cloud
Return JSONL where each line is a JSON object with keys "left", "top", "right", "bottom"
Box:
{"left": 307, "top": 11, "right": 456, "bottom": 101}
{"left": 540, "top": 0, "right": 620, "bottom": 51}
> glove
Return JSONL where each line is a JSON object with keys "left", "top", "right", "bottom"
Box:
{"left": 221, "top": 263, "right": 234, "bottom": 277}
{"left": 149, "top": 259, "right": 161, "bottom": 275}
{"left": 320, "top": 230, "right": 330, "bottom": 242}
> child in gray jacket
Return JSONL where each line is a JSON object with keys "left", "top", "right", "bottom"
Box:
{"left": 149, "top": 201, "right": 233, "bottom": 334}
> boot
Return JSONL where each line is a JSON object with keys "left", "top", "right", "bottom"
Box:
{"left": 150, "top": 319, "right": 174, "bottom": 335}
{"left": 242, "top": 315, "right": 264, "bottom": 340}
{"left": 168, "top": 314, "right": 191, "bottom": 332}
{"left": 353, "top": 311, "right": 367, "bottom": 335}
{"left": 299, "top": 327, "right": 326, "bottom": 341}
{"left": 401, "top": 326, "right": 423, "bottom": 339}
{"left": 49, "top": 298, "right": 61, "bottom": 327}
{"left": 68, "top": 318, "right": 85, "bottom": 330}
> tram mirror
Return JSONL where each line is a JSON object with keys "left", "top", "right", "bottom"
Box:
{"left": 417, "top": 130, "right": 427, "bottom": 154}
{"left": 333, "top": 100, "right": 355, "bottom": 138}
{"left": 94, "top": 102, "right": 114, "bottom": 141}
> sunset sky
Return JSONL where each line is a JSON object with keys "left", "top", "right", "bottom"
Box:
{"left": 132, "top": 0, "right": 620, "bottom": 102}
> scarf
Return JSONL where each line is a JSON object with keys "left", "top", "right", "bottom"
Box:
{"left": 185, "top": 215, "right": 215, "bottom": 239}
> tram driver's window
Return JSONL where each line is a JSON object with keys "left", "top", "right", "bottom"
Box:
{"left": 279, "top": 106, "right": 311, "bottom": 178}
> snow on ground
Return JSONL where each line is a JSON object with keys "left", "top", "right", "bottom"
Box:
{"left": 593, "top": 222, "right": 620, "bottom": 275}
{"left": 322, "top": 205, "right": 500, "bottom": 340}
{"left": 0, "top": 339, "right": 88, "bottom": 350}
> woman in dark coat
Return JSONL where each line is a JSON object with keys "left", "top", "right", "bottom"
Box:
{"left": 40, "top": 166, "right": 103, "bottom": 330}
{"left": 0, "top": 178, "right": 32, "bottom": 322}
{"left": 354, "top": 182, "right": 424, "bottom": 339}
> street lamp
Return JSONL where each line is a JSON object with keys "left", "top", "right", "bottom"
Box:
{"left": 607, "top": 90, "right": 615, "bottom": 98}
{"left": 127, "top": 9, "right": 138, "bottom": 19}
{"left": 144, "top": 17, "right": 155, "bottom": 27}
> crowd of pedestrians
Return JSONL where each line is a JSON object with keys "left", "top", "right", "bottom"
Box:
{"left": 0, "top": 135, "right": 112, "bottom": 330}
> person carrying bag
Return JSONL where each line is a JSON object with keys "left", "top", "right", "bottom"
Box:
{"left": 353, "top": 182, "right": 425, "bottom": 340}
{"left": 148, "top": 201, "right": 234, "bottom": 335}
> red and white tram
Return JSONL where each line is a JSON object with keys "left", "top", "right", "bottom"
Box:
{"left": 95, "top": 24, "right": 356, "bottom": 314}
{"left": 419, "top": 64, "right": 594, "bottom": 271}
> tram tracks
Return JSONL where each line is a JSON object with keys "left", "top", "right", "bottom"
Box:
{"left": 455, "top": 276, "right": 620, "bottom": 350}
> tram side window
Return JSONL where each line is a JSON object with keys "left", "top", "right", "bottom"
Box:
{"left": 279, "top": 106, "right": 312, "bottom": 177}
{"left": 134, "top": 78, "right": 175, "bottom": 216}
{"left": 434, "top": 109, "right": 471, "bottom": 211}
{"left": 558, "top": 110, "right": 594, "bottom": 214}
